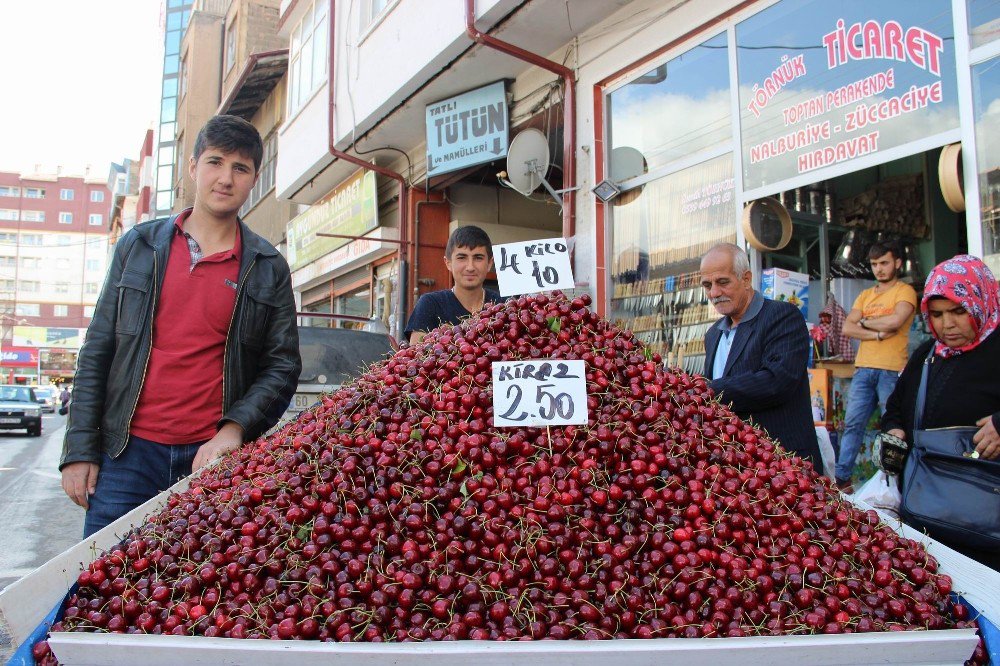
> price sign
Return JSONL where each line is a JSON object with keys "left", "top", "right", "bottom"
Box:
{"left": 494, "top": 238, "right": 575, "bottom": 297}
{"left": 491, "top": 359, "right": 588, "bottom": 427}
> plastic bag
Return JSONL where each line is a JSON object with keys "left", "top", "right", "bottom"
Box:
{"left": 815, "top": 427, "right": 836, "bottom": 480}
{"left": 855, "top": 470, "right": 902, "bottom": 517}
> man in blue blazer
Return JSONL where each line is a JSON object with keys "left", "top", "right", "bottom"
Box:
{"left": 700, "top": 243, "right": 822, "bottom": 469}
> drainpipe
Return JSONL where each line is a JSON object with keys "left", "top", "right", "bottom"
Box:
{"left": 464, "top": 0, "right": 575, "bottom": 244}
{"left": 328, "top": 0, "right": 410, "bottom": 340}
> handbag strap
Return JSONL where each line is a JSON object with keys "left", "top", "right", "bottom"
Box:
{"left": 913, "top": 347, "right": 935, "bottom": 431}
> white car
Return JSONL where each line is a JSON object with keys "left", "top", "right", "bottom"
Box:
{"left": 32, "top": 386, "right": 57, "bottom": 413}
{"left": 0, "top": 385, "right": 42, "bottom": 436}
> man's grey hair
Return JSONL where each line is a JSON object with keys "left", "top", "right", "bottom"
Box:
{"left": 705, "top": 242, "right": 751, "bottom": 276}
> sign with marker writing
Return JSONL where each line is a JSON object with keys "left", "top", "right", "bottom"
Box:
{"left": 494, "top": 237, "right": 575, "bottom": 296}
{"left": 492, "top": 359, "right": 588, "bottom": 427}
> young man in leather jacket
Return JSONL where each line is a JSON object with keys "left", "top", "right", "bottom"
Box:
{"left": 60, "top": 115, "right": 302, "bottom": 537}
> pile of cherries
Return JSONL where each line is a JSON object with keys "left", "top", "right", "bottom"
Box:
{"left": 33, "top": 293, "right": 986, "bottom": 665}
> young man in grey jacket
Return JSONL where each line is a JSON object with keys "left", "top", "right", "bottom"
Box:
{"left": 61, "top": 115, "right": 301, "bottom": 537}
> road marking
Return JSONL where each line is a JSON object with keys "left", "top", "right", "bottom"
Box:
{"left": 30, "top": 470, "right": 61, "bottom": 480}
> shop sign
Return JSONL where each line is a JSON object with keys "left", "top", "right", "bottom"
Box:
{"left": 491, "top": 359, "right": 588, "bottom": 427}
{"left": 0, "top": 346, "right": 39, "bottom": 367}
{"left": 737, "top": 0, "right": 958, "bottom": 190}
{"left": 426, "top": 81, "right": 508, "bottom": 177}
{"left": 12, "top": 326, "right": 87, "bottom": 349}
{"left": 286, "top": 169, "right": 378, "bottom": 272}
{"left": 291, "top": 234, "right": 388, "bottom": 290}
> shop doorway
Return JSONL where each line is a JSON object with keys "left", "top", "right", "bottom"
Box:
{"left": 762, "top": 147, "right": 966, "bottom": 352}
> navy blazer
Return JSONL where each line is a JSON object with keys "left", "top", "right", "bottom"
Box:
{"left": 704, "top": 296, "right": 822, "bottom": 469}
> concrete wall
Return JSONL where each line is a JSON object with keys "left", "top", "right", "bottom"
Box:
{"left": 276, "top": 0, "right": 515, "bottom": 202}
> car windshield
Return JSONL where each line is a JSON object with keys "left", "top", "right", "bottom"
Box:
{"left": 35, "top": 388, "right": 55, "bottom": 397}
{"left": 0, "top": 387, "right": 33, "bottom": 402}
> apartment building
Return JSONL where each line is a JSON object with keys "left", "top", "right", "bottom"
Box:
{"left": 0, "top": 171, "right": 111, "bottom": 382}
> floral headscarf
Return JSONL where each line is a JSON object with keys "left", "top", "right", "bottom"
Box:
{"left": 921, "top": 254, "right": 1000, "bottom": 358}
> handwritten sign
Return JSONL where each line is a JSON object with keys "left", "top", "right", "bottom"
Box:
{"left": 494, "top": 238, "right": 574, "bottom": 297}
{"left": 491, "top": 360, "right": 588, "bottom": 427}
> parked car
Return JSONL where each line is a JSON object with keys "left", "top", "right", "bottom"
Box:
{"left": 0, "top": 385, "right": 42, "bottom": 436}
{"left": 32, "top": 386, "right": 57, "bottom": 413}
{"left": 280, "top": 322, "right": 394, "bottom": 424}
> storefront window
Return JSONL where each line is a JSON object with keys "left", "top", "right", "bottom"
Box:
{"left": 968, "top": 0, "right": 1000, "bottom": 48}
{"left": 336, "top": 288, "right": 371, "bottom": 329}
{"left": 608, "top": 32, "right": 730, "bottom": 177}
{"left": 302, "top": 299, "right": 333, "bottom": 328}
{"left": 972, "top": 57, "right": 1000, "bottom": 272}
{"left": 609, "top": 154, "right": 735, "bottom": 373}
{"left": 737, "top": 0, "right": 959, "bottom": 191}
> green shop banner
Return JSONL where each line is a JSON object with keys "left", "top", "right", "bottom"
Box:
{"left": 287, "top": 169, "right": 378, "bottom": 272}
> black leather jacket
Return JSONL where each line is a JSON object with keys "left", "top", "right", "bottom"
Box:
{"left": 60, "top": 212, "right": 302, "bottom": 470}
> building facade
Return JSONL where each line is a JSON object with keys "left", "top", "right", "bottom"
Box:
{"left": 269, "top": 0, "right": 1000, "bottom": 361}
{"left": 153, "top": 0, "right": 194, "bottom": 217}
{"left": 0, "top": 171, "right": 111, "bottom": 382}
{"left": 221, "top": 55, "right": 294, "bottom": 248}
{"left": 171, "top": 0, "right": 290, "bottom": 224}
{"left": 173, "top": 2, "right": 228, "bottom": 211}
{"left": 109, "top": 129, "right": 156, "bottom": 246}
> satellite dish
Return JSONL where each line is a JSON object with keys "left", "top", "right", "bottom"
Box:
{"left": 608, "top": 146, "right": 647, "bottom": 206}
{"left": 610, "top": 146, "right": 646, "bottom": 183}
{"left": 505, "top": 128, "right": 551, "bottom": 196}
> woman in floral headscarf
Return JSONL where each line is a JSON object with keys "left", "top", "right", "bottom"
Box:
{"left": 880, "top": 254, "right": 1000, "bottom": 568}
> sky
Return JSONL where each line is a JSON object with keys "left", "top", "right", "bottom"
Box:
{"left": 0, "top": 1, "right": 164, "bottom": 177}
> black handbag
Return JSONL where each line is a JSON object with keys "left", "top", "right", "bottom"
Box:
{"left": 899, "top": 349, "right": 1000, "bottom": 550}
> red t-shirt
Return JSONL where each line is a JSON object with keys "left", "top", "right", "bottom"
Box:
{"left": 130, "top": 211, "right": 241, "bottom": 444}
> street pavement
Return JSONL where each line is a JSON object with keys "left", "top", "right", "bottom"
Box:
{"left": 0, "top": 412, "right": 84, "bottom": 593}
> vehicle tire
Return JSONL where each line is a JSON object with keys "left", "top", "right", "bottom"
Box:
{"left": 29, "top": 425, "right": 41, "bottom": 437}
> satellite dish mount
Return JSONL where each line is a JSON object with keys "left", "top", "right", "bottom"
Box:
{"left": 498, "top": 128, "right": 575, "bottom": 210}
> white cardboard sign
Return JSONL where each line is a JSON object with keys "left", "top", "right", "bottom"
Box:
{"left": 491, "top": 359, "right": 588, "bottom": 427}
{"left": 494, "top": 238, "right": 574, "bottom": 296}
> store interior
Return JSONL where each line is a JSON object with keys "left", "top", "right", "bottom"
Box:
{"left": 609, "top": 144, "right": 968, "bottom": 375}
{"left": 764, "top": 146, "right": 966, "bottom": 355}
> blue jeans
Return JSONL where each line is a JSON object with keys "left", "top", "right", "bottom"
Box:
{"left": 835, "top": 367, "right": 899, "bottom": 482}
{"left": 84, "top": 435, "right": 203, "bottom": 538}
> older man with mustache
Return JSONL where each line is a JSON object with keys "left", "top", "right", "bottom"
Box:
{"left": 700, "top": 243, "right": 822, "bottom": 469}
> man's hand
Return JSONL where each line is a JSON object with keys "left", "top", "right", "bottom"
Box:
{"left": 61, "top": 462, "right": 100, "bottom": 509}
{"left": 973, "top": 416, "right": 1000, "bottom": 460}
{"left": 193, "top": 422, "right": 245, "bottom": 471}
